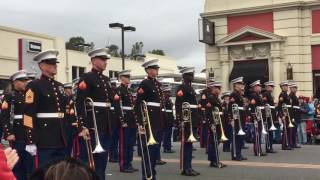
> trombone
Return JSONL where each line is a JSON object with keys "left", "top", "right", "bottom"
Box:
{"left": 231, "top": 104, "right": 246, "bottom": 136}
{"left": 180, "top": 102, "right": 197, "bottom": 172}
{"left": 138, "top": 100, "right": 156, "bottom": 180}
{"left": 282, "top": 104, "right": 294, "bottom": 128}
{"left": 212, "top": 107, "right": 227, "bottom": 168}
{"left": 84, "top": 97, "right": 106, "bottom": 154}
{"left": 212, "top": 107, "right": 228, "bottom": 142}
{"left": 265, "top": 104, "right": 277, "bottom": 131}
{"left": 281, "top": 104, "right": 294, "bottom": 147}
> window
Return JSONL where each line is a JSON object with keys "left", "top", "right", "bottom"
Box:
{"left": 312, "top": 10, "right": 320, "bottom": 34}
{"left": 72, "top": 66, "right": 86, "bottom": 80}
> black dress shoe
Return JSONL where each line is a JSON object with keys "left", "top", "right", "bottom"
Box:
{"left": 294, "top": 145, "right": 301, "bottom": 148}
{"left": 267, "top": 149, "right": 277, "bottom": 153}
{"left": 156, "top": 160, "right": 167, "bottom": 165}
{"left": 128, "top": 166, "right": 139, "bottom": 172}
{"left": 191, "top": 169, "right": 200, "bottom": 175}
{"left": 282, "top": 147, "right": 292, "bottom": 150}
{"left": 181, "top": 169, "right": 197, "bottom": 176}
{"left": 163, "top": 149, "right": 175, "bottom": 153}
{"left": 260, "top": 153, "right": 267, "bottom": 156}
{"left": 219, "top": 163, "right": 227, "bottom": 168}
{"left": 192, "top": 148, "right": 197, "bottom": 151}
{"left": 120, "top": 169, "right": 134, "bottom": 173}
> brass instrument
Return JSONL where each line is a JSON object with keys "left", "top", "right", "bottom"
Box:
{"left": 182, "top": 102, "right": 197, "bottom": 143}
{"left": 254, "top": 107, "right": 263, "bottom": 156}
{"left": 282, "top": 104, "right": 294, "bottom": 128}
{"left": 139, "top": 100, "right": 155, "bottom": 180}
{"left": 180, "top": 102, "right": 197, "bottom": 172}
{"left": 212, "top": 107, "right": 228, "bottom": 142}
{"left": 84, "top": 97, "right": 106, "bottom": 154}
{"left": 211, "top": 107, "right": 226, "bottom": 168}
{"left": 256, "top": 107, "right": 268, "bottom": 135}
{"left": 265, "top": 104, "right": 277, "bottom": 131}
{"left": 231, "top": 104, "right": 246, "bottom": 136}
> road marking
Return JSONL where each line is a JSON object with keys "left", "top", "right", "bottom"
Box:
{"left": 133, "top": 157, "right": 320, "bottom": 170}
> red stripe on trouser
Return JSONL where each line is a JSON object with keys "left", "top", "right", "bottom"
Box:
{"left": 206, "top": 130, "right": 209, "bottom": 152}
{"left": 34, "top": 152, "right": 39, "bottom": 169}
{"left": 200, "top": 127, "right": 203, "bottom": 147}
{"left": 120, "top": 128, "right": 124, "bottom": 170}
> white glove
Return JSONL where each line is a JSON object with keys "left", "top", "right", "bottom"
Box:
{"left": 25, "top": 144, "right": 37, "bottom": 156}
{"left": 292, "top": 118, "right": 295, "bottom": 122}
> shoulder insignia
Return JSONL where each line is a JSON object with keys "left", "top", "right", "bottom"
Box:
{"left": 25, "top": 89, "right": 34, "bottom": 104}
{"left": 177, "top": 90, "right": 184, "bottom": 97}
{"left": 206, "top": 102, "right": 212, "bottom": 108}
{"left": 138, "top": 88, "right": 144, "bottom": 94}
{"left": 202, "top": 94, "right": 206, "bottom": 99}
{"left": 1, "top": 100, "right": 8, "bottom": 110}
{"left": 78, "top": 81, "right": 87, "bottom": 90}
{"left": 198, "top": 104, "right": 202, "bottom": 108}
{"left": 23, "top": 115, "right": 33, "bottom": 128}
{"left": 279, "top": 97, "right": 284, "bottom": 102}
{"left": 230, "top": 97, "right": 235, "bottom": 102}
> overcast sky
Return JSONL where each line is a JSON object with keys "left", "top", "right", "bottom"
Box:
{"left": 0, "top": 0, "right": 206, "bottom": 72}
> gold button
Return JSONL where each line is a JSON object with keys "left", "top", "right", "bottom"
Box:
{"left": 44, "top": 123, "right": 47, "bottom": 126}
{"left": 30, "top": 141, "right": 33, "bottom": 143}
{"left": 58, "top": 108, "right": 61, "bottom": 111}
{"left": 28, "top": 130, "right": 31, "bottom": 132}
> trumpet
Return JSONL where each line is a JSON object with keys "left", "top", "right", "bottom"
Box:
{"left": 231, "top": 104, "right": 246, "bottom": 136}
{"left": 84, "top": 97, "right": 106, "bottom": 154}
{"left": 265, "top": 104, "right": 277, "bottom": 131}
{"left": 212, "top": 107, "right": 228, "bottom": 142}
{"left": 282, "top": 104, "right": 294, "bottom": 128}
{"left": 138, "top": 100, "right": 155, "bottom": 180}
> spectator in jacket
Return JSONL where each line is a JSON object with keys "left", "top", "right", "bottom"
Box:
{"left": 298, "top": 96, "right": 309, "bottom": 144}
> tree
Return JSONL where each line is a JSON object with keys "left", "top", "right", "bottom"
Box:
{"left": 130, "top": 42, "right": 144, "bottom": 60}
{"left": 65, "top": 36, "right": 94, "bottom": 52}
{"left": 149, "top": 49, "right": 165, "bottom": 56}
{"left": 108, "top": 44, "right": 120, "bottom": 57}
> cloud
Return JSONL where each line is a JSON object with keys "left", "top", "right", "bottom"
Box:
{"left": 0, "top": 0, "right": 205, "bottom": 71}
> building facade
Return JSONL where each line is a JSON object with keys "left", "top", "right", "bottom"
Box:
{"left": 202, "top": 0, "right": 320, "bottom": 97}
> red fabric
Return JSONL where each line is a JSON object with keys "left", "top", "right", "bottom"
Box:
{"left": 0, "top": 145, "right": 16, "bottom": 180}
{"left": 312, "top": 45, "right": 320, "bottom": 70}
{"left": 227, "top": 12, "right": 273, "bottom": 34}
{"left": 312, "top": 10, "right": 320, "bottom": 33}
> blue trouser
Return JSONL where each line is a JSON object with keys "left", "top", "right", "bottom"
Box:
{"left": 155, "top": 130, "right": 163, "bottom": 161}
{"left": 119, "top": 127, "right": 136, "bottom": 170}
{"left": 129, "top": 128, "right": 137, "bottom": 166}
{"left": 109, "top": 128, "right": 119, "bottom": 160}
{"left": 200, "top": 125, "right": 208, "bottom": 148}
{"left": 162, "top": 127, "right": 172, "bottom": 151}
{"left": 65, "top": 126, "right": 76, "bottom": 156}
{"left": 79, "top": 133, "right": 111, "bottom": 180}
{"left": 230, "top": 134, "right": 243, "bottom": 159}
{"left": 291, "top": 124, "right": 297, "bottom": 148}
{"left": 266, "top": 130, "right": 274, "bottom": 151}
{"left": 207, "top": 133, "right": 219, "bottom": 164}
{"left": 37, "top": 147, "right": 66, "bottom": 168}
{"left": 12, "top": 141, "right": 33, "bottom": 180}
{"left": 181, "top": 142, "right": 193, "bottom": 170}
{"left": 140, "top": 130, "right": 161, "bottom": 180}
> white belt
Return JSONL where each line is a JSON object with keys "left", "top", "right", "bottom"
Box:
{"left": 238, "top": 107, "right": 244, "bottom": 110}
{"left": 284, "top": 105, "right": 292, "bottom": 108}
{"left": 92, "top": 102, "right": 111, "bottom": 108}
{"left": 293, "top": 106, "right": 300, "bottom": 109}
{"left": 268, "top": 106, "right": 275, "bottom": 109}
{"left": 36, "top": 113, "right": 64, "bottom": 118}
{"left": 14, "top": 115, "right": 23, "bottom": 119}
{"left": 122, "top": 106, "right": 133, "bottom": 110}
{"left": 110, "top": 107, "right": 115, "bottom": 110}
{"left": 189, "top": 104, "right": 198, "bottom": 109}
{"left": 165, "top": 110, "right": 173, "bottom": 113}
{"left": 257, "top": 106, "right": 265, "bottom": 110}
{"left": 147, "top": 102, "right": 160, "bottom": 107}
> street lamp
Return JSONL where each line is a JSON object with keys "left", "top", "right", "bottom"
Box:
{"left": 109, "top": 23, "right": 136, "bottom": 70}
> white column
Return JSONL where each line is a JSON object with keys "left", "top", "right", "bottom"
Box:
{"left": 271, "top": 42, "right": 282, "bottom": 98}
{"left": 219, "top": 46, "right": 230, "bottom": 92}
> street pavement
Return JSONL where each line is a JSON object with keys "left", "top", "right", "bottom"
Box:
{"left": 107, "top": 142, "right": 320, "bottom": 180}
